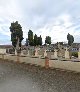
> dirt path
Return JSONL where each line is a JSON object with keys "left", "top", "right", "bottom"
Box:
{"left": 0, "top": 60, "right": 80, "bottom": 92}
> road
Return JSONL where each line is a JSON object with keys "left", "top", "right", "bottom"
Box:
{"left": 0, "top": 60, "right": 80, "bottom": 92}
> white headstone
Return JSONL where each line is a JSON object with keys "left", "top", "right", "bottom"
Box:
{"left": 65, "top": 47, "right": 69, "bottom": 59}
{"left": 44, "top": 50, "right": 47, "bottom": 57}
{"left": 54, "top": 49, "right": 58, "bottom": 58}
{"left": 15, "top": 50, "right": 17, "bottom": 55}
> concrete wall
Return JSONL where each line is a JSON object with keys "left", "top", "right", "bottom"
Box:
{"left": 0, "top": 54, "right": 80, "bottom": 72}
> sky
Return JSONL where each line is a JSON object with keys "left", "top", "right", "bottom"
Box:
{"left": 0, "top": 0, "right": 80, "bottom": 45}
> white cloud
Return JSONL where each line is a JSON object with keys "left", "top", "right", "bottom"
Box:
{"left": 0, "top": 0, "right": 80, "bottom": 44}
{"left": 34, "top": 13, "right": 80, "bottom": 44}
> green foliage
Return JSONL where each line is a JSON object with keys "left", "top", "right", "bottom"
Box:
{"left": 34, "top": 34, "right": 42, "bottom": 46}
{"left": 71, "top": 52, "right": 78, "bottom": 57}
{"left": 67, "top": 33, "right": 74, "bottom": 46}
{"left": 28, "top": 30, "right": 42, "bottom": 46}
{"left": 34, "top": 34, "right": 38, "bottom": 46}
{"left": 10, "top": 21, "right": 23, "bottom": 48}
{"left": 28, "top": 30, "right": 34, "bottom": 46}
{"left": 45, "top": 36, "right": 51, "bottom": 45}
{"left": 38, "top": 35, "right": 42, "bottom": 46}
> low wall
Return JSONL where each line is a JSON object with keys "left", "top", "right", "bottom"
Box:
{"left": 0, "top": 54, "right": 45, "bottom": 67}
{"left": 49, "top": 60, "right": 80, "bottom": 72}
{"left": 0, "top": 54, "right": 80, "bottom": 72}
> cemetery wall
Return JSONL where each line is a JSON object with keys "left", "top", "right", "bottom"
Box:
{"left": 0, "top": 54, "right": 80, "bottom": 72}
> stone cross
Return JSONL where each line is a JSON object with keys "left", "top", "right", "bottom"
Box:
{"left": 35, "top": 49, "right": 38, "bottom": 56}
{"left": 44, "top": 50, "right": 47, "bottom": 57}
{"left": 65, "top": 47, "right": 69, "bottom": 59}
{"left": 15, "top": 50, "right": 17, "bottom": 55}
{"left": 54, "top": 49, "right": 58, "bottom": 58}
{"left": 27, "top": 50, "right": 30, "bottom": 56}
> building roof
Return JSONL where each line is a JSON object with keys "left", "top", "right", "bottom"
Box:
{"left": 0, "top": 45, "right": 12, "bottom": 49}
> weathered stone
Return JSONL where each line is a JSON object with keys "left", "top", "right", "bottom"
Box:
{"left": 65, "top": 47, "right": 69, "bottom": 59}
{"left": 44, "top": 50, "right": 47, "bottom": 57}
{"left": 54, "top": 49, "right": 58, "bottom": 58}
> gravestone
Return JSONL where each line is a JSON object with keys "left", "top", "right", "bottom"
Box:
{"left": 15, "top": 50, "right": 17, "bottom": 55}
{"left": 35, "top": 49, "right": 38, "bottom": 57}
{"left": 54, "top": 49, "right": 58, "bottom": 58}
{"left": 27, "top": 50, "right": 30, "bottom": 56}
{"left": 44, "top": 50, "right": 47, "bottom": 57}
{"left": 21, "top": 50, "right": 24, "bottom": 56}
{"left": 47, "top": 52, "right": 51, "bottom": 59}
{"left": 65, "top": 47, "right": 69, "bottom": 59}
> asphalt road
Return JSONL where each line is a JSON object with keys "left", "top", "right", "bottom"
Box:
{"left": 0, "top": 60, "right": 80, "bottom": 92}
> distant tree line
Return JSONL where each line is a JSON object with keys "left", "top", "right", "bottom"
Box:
{"left": 26, "top": 30, "right": 51, "bottom": 46}
{"left": 9, "top": 21, "right": 74, "bottom": 53}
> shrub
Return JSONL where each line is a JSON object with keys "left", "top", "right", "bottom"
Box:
{"left": 71, "top": 52, "right": 78, "bottom": 57}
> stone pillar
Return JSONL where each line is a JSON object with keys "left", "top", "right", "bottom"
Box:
{"left": 54, "top": 49, "right": 58, "bottom": 58}
{"left": 44, "top": 50, "right": 47, "bottom": 57}
{"left": 78, "top": 48, "right": 80, "bottom": 59}
{"left": 65, "top": 47, "right": 69, "bottom": 59}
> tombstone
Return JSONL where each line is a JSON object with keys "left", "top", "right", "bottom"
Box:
{"left": 27, "top": 50, "right": 30, "bottom": 56}
{"left": 54, "top": 49, "right": 58, "bottom": 58}
{"left": 78, "top": 48, "right": 80, "bottom": 59}
{"left": 21, "top": 50, "right": 24, "bottom": 56}
{"left": 35, "top": 49, "right": 38, "bottom": 57}
{"left": 65, "top": 47, "right": 69, "bottom": 59}
{"left": 15, "top": 50, "right": 17, "bottom": 55}
{"left": 44, "top": 50, "right": 47, "bottom": 57}
{"left": 47, "top": 52, "right": 51, "bottom": 59}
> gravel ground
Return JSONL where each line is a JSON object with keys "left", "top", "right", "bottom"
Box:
{"left": 0, "top": 59, "right": 80, "bottom": 92}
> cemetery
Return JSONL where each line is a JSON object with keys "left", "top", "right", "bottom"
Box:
{"left": 0, "top": 44, "right": 80, "bottom": 72}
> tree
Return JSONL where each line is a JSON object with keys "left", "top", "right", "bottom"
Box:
{"left": 28, "top": 30, "right": 34, "bottom": 46}
{"left": 34, "top": 34, "right": 38, "bottom": 46}
{"left": 25, "top": 38, "right": 29, "bottom": 46}
{"left": 10, "top": 21, "right": 23, "bottom": 53}
{"left": 37, "top": 35, "right": 42, "bottom": 46}
{"left": 45, "top": 36, "right": 51, "bottom": 45}
{"left": 34, "top": 34, "right": 42, "bottom": 46}
{"left": 67, "top": 33, "right": 74, "bottom": 46}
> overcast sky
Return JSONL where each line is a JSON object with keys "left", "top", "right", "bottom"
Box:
{"left": 0, "top": 0, "right": 80, "bottom": 45}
